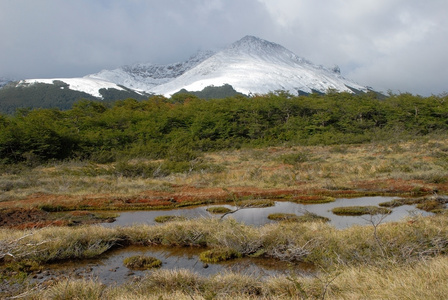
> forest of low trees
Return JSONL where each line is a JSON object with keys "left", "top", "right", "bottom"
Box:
{"left": 1, "top": 91, "right": 447, "bottom": 165}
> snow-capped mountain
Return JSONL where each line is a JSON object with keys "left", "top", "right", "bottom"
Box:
{"left": 17, "top": 78, "right": 127, "bottom": 98}
{"left": 151, "top": 36, "right": 367, "bottom": 96}
{"left": 6, "top": 36, "right": 370, "bottom": 101}
{"left": 86, "top": 50, "right": 215, "bottom": 91}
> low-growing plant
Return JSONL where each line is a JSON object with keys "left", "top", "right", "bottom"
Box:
{"left": 199, "top": 247, "right": 242, "bottom": 263}
{"left": 123, "top": 255, "right": 162, "bottom": 270}
{"left": 332, "top": 206, "right": 391, "bottom": 216}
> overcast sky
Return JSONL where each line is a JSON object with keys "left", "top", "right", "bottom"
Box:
{"left": 0, "top": 0, "right": 447, "bottom": 95}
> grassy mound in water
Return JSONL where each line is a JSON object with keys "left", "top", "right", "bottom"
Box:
{"left": 199, "top": 248, "right": 242, "bottom": 263}
{"left": 206, "top": 206, "right": 232, "bottom": 214}
{"left": 268, "top": 212, "right": 329, "bottom": 223}
{"left": 123, "top": 255, "right": 162, "bottom": 270}
{"left": 154, "top": 215, "right": 187, "bottom": 223}
{"left": 332, "top": 206, "right": 391, "bottom": 216}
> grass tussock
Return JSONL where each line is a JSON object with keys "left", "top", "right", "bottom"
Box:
{"left": 199, "top": 247, "right": 242, "bottom": 263}
{"left": 123, "top": 255, "right": 162, "bottom": 270}
{"left": 331, "top": 205, "right": 392, "bottom": 216}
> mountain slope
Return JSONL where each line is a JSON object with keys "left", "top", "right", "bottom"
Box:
{"left": 151, "top": 36, "right": 367, "bottom": 96}
{"left": 0, "top": 35, "right": 372, "bottom": 114}
{"left": 86, "top": 50, "right": 215, "bottom": 91}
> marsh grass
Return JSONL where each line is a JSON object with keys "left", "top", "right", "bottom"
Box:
{"left": 30, "top": 257, "right": 448, "bottom": 299}
{"left": 3, "top": 214, "right": 448, "bottom": 298}
{"left": 332, "top": 206, "right": 392, "bottom": 216}
{"left": 2, "top": 138, "right": 448, "bottom": 204}
{"left": 2, "top": 214, "right": 448, "bottom": 268}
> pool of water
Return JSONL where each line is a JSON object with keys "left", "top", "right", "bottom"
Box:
{"left": 103, "top": 197, "right": 432, "bottom": 229}
{"left": 45, "top": 245, "right": 309, "bottom": 285}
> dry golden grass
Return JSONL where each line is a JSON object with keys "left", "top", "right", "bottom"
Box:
{"left": 1, "top": 138, "right": 447, "bottom": 206}
{"left": 28, "top": 257, "right": 448, "bottom": 299}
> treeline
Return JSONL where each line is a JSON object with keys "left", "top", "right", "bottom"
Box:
{"left": 1, "top": 91, "right": 447, "bottom": 164}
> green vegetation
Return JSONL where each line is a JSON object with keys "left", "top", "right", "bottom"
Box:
{"left": 1, "top": 90, "right": 448, "bottom": 298}
{"left": 0, "top": 81, "right": 150, "bottom": 114}
{"left": 332, "top": 206, "right": 392, "bottom": 216}
{"left": 173, "top": 83, "right": 246, "bottom": 100}
{"left": 1, "top": 91, "right": 448, "bottom": 166}
{"left": 123, "top": 255, "right": 162, "bottom": 270}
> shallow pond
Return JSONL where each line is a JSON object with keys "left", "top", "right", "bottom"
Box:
{"left": 44, "top": 245, "right": 309, "bottom": 285}
{"left": 104, "top": 196, "right": 432, "bottom": 229}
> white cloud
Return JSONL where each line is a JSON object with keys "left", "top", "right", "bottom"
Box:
{"left": 0, "top": 0, "right": 446, "bottom": 95}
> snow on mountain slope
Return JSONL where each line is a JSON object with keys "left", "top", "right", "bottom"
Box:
{"left": 86, "top": 50, "right": 215, "bottom": 91}
{"left": 151, "top": 36, "right": 367, "bottom": 96}
{"left": 14, "top": 36, "right": 369, "bottom": 99}
{"left": 0, "top": 77, "right": 11, "bottom": 88}
{"left": 17, "top": 78, "right": 126, "bottom": 98}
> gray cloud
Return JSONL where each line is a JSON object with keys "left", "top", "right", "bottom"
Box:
{"left": 0, "top": 0, "right": 446, "bottom": 95}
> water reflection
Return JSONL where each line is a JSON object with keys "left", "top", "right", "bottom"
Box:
{"left": 104, "top": 197, "right": 432, "bottom": 229}
{"left": 47, "top": 245, "right": 306, "bottom": 285}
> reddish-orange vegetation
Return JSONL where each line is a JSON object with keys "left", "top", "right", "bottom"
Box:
{"left": 0, "top": 179, "right": 441, "bottom": 228}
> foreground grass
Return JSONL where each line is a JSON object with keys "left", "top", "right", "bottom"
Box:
{"left": 15, "top": 256, "right": 448, "bottom": 299}
{"left": 2, "top": 213, "right": 448, "bottom": 298}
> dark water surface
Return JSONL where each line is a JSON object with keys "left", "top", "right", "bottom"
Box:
{"left": 104, "top": 196, "right": 432, "bottom": 229}
{"left": 47, "top": 245, "right": 310, "bottom": 285}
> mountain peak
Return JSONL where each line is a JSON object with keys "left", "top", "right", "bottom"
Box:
{"left": 227, "top": 35, "right": 287, "bottom": 55}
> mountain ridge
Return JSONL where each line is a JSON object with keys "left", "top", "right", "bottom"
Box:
{"left": 0, "top": 35, "right": 372, "bottom": 113}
